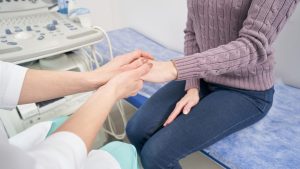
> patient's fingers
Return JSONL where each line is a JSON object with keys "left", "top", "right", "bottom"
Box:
{"left": 164, "top": 101, "right": 186, "bottom": 126}
{"left": 183, "top": 102, "right": 195, "bottom": 115}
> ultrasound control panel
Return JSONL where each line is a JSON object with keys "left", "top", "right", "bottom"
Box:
{"left": 0, "top": 1, "right": 104, "bottom": 63}
{"left": 0, "top": 0, "right": 55, "bottom": 13}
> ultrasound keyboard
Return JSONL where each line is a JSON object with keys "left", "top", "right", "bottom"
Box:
{"left": 0, "top": 1, "right": 103, "bottom": 63}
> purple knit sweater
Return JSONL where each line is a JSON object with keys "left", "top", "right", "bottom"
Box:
{"left": 174, "top": 0, "right": 299, "bottom": 91}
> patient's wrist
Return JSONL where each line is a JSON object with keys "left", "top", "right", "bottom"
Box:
{"left": 187, "top": 88, "right": 199, "bottom": 94}
{"left": 168, "top": 61, "right": 178, "bottom": 80}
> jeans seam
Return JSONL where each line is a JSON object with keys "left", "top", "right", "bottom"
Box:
{"left": 259, "top": 88, "right": 274, "bottom": 112}
{"left": 167, "top": 112, "right": 262, "bottom": 168}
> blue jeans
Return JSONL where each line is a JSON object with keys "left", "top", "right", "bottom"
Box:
{"left": 126, "top": 80, "right": 274, "bottom": 169}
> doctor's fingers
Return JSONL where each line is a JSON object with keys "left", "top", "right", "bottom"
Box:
{"left": 129, "top": 80, "right": 144, "bottom": 97}
{"left": 131, "top": 49, "right": 154, "bottom": 60}
{"left": 128, "top": 63, "right": 153, "bottom": 80}
{"left": 118, "top": 50, "right": 153, "bottom": 65}
{"left": 121, "top": 58, "right": 149, "bottom": 71}
{"left": 140, "top": 51, "right": 154, "bottom": 60}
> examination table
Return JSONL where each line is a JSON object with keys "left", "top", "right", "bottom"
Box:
{"left": 96, "top": 28, "right": 300, "bottom": 169}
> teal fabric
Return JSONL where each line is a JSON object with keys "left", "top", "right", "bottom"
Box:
{"left": 101, "top": 141, "right": 140, "bottom": 169}
{"left": 47, "top": 116, "right": 69, "bottom": 136}
{"left": 47, "top": 116, "right": 139, "bottom": 169}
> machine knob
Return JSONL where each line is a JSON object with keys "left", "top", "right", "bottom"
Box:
{"left": 47, "top": 24, "right": 56, "bottom": 31}
{"left": 5, "top": 29, "right": 12, "bottom": 35}
{"left": 26, "top": 26, "right": 33, "bottom": 31}
{"left": 52, "top": 20, "right": 58, "bottom": 25}
{"left": 38, "top": 36, "right": 45, "bottom": 40}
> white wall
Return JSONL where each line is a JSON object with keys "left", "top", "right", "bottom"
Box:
{"left": 112, "top": 0, "right": 187, "bottom": 51}
{"left": 77, "top": 0, "right": 187, "bottom": 51}
{"left": 273, "top": 7, "right": 300, "bottom": 87}
{"left": 76, "top": 0, "right": 116, "bottom": 31}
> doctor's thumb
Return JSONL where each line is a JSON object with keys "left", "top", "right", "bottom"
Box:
{"left": 133, "top": 63, "right": 153, "bottom": 77}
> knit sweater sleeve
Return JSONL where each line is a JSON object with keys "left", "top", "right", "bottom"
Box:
{"left": 174, "top": 0, "right": 299, "bottom": 80}
{"left": 183, "top": 7, "right": 200, "bottom": 90}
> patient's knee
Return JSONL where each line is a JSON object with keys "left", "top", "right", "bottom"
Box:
{"left": 126, "top": 118, "right": 147, "bottom": 145}
{"left": 140, "top": 141, "right": 170, "bottom": 169}
{"left": 126, "top": 119, "right": 139, "bottom": 139}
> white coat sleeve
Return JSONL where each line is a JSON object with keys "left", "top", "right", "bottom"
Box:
{"left": 0, "top": 61, "right": 28, "bottom": 110}
{"left": 28, "top": 132, "right": 88, "bottom": 169}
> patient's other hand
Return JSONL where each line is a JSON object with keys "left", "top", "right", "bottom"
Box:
{"left": 141, "top": 60, "right": 178, "bottom": 83}
{"left": 164, "top": 88, "right": 200, "bottom": 126}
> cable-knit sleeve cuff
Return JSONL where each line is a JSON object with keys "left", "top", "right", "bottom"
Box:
{"left": 174, "top": 55, "right": 202, "bottom": 80}
{"left": 185, "top": 79, "right": 200, "bottom": 91}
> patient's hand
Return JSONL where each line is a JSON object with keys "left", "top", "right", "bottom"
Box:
{"left": 142, "top": 60, "right": 178, "bottom": 83}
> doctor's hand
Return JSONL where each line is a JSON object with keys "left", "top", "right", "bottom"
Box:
{"left": 164, "top": 88, "right": 200, "bottom": 126}
{"left": 141, "top": 60, "right": 178, "bottom": 83}
{"left": 90, "top": 50, "right": 154, "bottom": 87}
{"left": 103, "top": 62, "right": 153, "bottom": 100}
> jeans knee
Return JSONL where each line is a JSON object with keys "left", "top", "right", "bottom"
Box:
{"left": 141, "top": 141, "right": 173, "bottom": 169}
{"left": 141, "top": 144, "right": 161, "bottom": 169}
{"left": 126, "top": 118, "right": 147, "bottom": 147}
{"left": 126, "top": 119, "right": 139, "bottom": 140}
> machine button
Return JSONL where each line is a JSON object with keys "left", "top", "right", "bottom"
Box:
{"left": 7, "top": 42, "right": 18, "bottom": 45}
{"left": 38, "top": 36, "right": 45, "bottom": 40}
{"left": 47, "top": 24, "right": 56, "bottom": 31}
{"left": 1, "top": 40, "right": 7, "bottom": 43}
{"left": 26, "top": 26, "right": 33, "bottom": 31}
{"left": 64, "top": 23, "right": 73, "bottom": 27}
{"left": 5, "top": 29, "right": 12, "bottom": 35}
{"left": 0, "top": 47, "right": 22, "bottom": 54}
{"left": 0, "top": 36, "right": 6, "bottom": 39}
{"left": 15, "top": 28, "right": 23, "bottom": 32}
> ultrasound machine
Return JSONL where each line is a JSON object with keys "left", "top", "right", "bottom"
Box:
{"left": 0, "top": 0, "right": 103, "bottom": 63}
{"left": 0, "top": 0, "right": 111, "bottom": 140}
